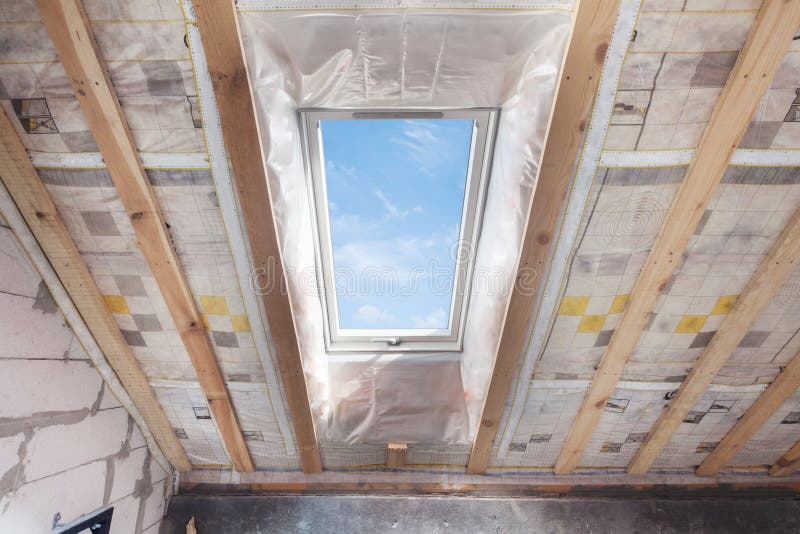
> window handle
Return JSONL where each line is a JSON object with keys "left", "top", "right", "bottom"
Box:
{"left": 370, "top": 336, "right": 401, "bottom": 346}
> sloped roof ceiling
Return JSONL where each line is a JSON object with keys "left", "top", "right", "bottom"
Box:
{"left": 2, "top": 0, "right": 800, "bottom": 476}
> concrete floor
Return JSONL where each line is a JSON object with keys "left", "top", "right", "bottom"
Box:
{"left": 162, "top": 495, "right": 800, "bottom": 533}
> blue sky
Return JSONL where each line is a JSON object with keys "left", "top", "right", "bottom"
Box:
{"left": 320, "top": 118, "right": 474, "bottom": 330}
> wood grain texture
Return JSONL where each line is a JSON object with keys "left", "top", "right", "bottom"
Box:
{"left": 555, "top": 0, "right": 800, "bottom": 475}
{"left": 37, "top": 0, "right": 253, "bottom": 472}
{"left": 770, "top": 440, "right": 800, "bottom": 476}
{"left": 631, "top": 205, "right": 800, "bottom": 474}
{"left": 465, "top": 0, "right": 621, "bottom": 474}
{"left": 387, "top": 443, "right": 408, "bottom": 469}
{"left": 0, "top": 107, "right": 191, "bottom": 471}
{"left": 193, "top": 0, "right": 322, "bottom": 473}
{"left": 697, "top": 349, "right": 800, "bottom": 476}
{"left": 179, "top": 480, "right": 800, "bottom": 497}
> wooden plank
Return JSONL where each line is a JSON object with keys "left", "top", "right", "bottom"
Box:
{"left": 770, "top": 441, "right": 800, "bottom": 477}
{"left": 179, "top": 481, "right": 800, "bottom": 497}
{"left": 465, "top": 0, "right": 621, "bottom": 474}
{"left": 387, "top": 443, "right": 408, "bottom": 469}
{"left": 697, "top": 349, "right": 800, "bottom": 476}
{"left": 192, "top": 0, "right": 322, "bottom": 473}
{"left": 0, "top": 107, "right": 191, "bottom": 472}
{"left": 37, "top": 0, "right": 254, "bottom": 472}
{"left": 554, "top": 0, "right": 800, "bottom": 475}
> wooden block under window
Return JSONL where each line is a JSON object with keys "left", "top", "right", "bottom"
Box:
{"left": 387, "top": 443, "right": 407, "bottom": 469}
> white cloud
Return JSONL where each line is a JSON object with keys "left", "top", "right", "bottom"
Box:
{"left": 373, "top": 189, "right": 424, "bottom": 219}
{"left": 331, "top": 225, "right": 459, "bottom": 291}
{"left": 355, "top": 304, "right": 395, "bottom": 325}
{"left": 325, "top": 161, "right": 358, "bottom": 186}
{"left": 334, "top": 236, "right": 436, "bottom": 278}
{"left": 411, "top": 307, "right": 448, "bottom": 329}
{"left": 390, "top": 120, "right": 452, "bottom": 175}
{"left": 330, "top": 213, "right": 381, "bottom": 239}
{"left": 374, "top": 189, "right": 402, "bottom": 218}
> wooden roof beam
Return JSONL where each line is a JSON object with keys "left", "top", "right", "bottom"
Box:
{"left": 770, "top": 440, "right": 800, "bottom": 476}
{"left": 630, "top": 205, "right": 800, "bottom": 474}
{"left": 555, "top": 0, "right": 800, "bottom": 475}
{"left": 0, "top": 107, "right": 191, "bottom": 471}
{"left": 192, "top": 0, "right": 322, "bottom": 472}
{"left": 37, "top": 0, "right": 254, "bottom": 472}
{"left": 697, "top": 346, "right": 800, "bottom": 476}
{"left": 466, "top": 0, "right": 621, "bottom": 474}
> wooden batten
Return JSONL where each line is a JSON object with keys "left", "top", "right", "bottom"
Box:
{"left": 193, "top": 0, "right": 322, "bottom": 473}
{"left": 0, "top": 107, "right": 191, "bottom": 471}
{"left": 630, "top": 205, "right": 800, "bottom": 474}
{"left": 770, "top": 441, "right": 800, "bottom": 477}
{"left": 387, "top": 443, "right": 408, "bottom": 469}
{"left": 466, "top": 0, "right": 622, "bottom": 474}
{"left": 555, "top": 0, "right": 800, "bottom": 475}
{"left": 697, "top": 350, "right": 800, "bottom": 476}
{"left": 37, "top": 0, "right": 254, "bottom": 472}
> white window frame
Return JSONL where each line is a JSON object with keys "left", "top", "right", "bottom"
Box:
{"left": 299, "top": 108, "right": 498, "bottom": 352}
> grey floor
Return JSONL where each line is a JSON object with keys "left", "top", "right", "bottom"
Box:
{"left": 162, "top": 494, "right": 800, "bottom": 533}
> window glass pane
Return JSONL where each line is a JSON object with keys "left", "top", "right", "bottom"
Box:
{"left": 320, "top": 118, "right": 474, "bottom": 331}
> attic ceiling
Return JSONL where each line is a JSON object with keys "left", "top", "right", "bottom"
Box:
{"left": 2, "top": 0, "right": 800, "bottom": 486}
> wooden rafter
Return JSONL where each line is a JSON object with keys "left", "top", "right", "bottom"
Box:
{"left": 697, "top": 347, "right": 800, "bottom": 476}
{"left": 0, "top": 107, "right": 191, "bottom": 471}
{"left": 771, "top": 440, "right": 800, "bottom": 477}
{"left": 37, "top": 0, "right": 254, "bottom": 472}
{"left": 554, "top": 0, "right": 800, "bottom": 475}
{"left": 630, "top": 205, "right": 800, "bottom": 473}
{"left": 466, "top": 0, "right": 621, "bottom": 474}
{"left": 193, "top": 0, "right": 322, "bottom": 473}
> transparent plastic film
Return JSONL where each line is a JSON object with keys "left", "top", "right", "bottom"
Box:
{"left": 238, "top": 5, "right": 572, "bottom": 444}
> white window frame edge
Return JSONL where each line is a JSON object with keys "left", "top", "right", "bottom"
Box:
{"left": 299, "top": 108, "right": 499, "bottom": 352}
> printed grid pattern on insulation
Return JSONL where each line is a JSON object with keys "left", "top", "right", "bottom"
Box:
{"left": 536, "top": 167, "right": 800, "bottom": 385}
{"left": 606, "top": 5, "right": 800, "bottom": 152}
{"left": 0, "top": 0, "right": 183, "bottom": 22}
{"left": 497, "top": 381, "right": 798, "bottom": 469}
{"left": 732, "top": 390, "right": 800, "bottom": 466}
{"left": 36, "top": 167, "right": 288, "bottom": 467}
{"left": 641, "top": 167, "right": 800, "bottom": 386}
{"left": 0, "top": 217, "right": 172, "bottom": 532}
{"left": 0, "top": 9, "right": 202, "bottom": 153}
{"left": 605, "top": 5, "right": 800, "bottom": 150}
{"left": 508, "top": 164, "right": 800, "bottom": 468}
{"left": 152, "top": 384, "right": 231, "bottom": 466}
{"left": 3, "top": 0, "right": 800, "bottom": 474}
{"left": 536, "top": 166, "right": 682, "bottom": 382}
{"left": 494, "top": 385, "right": 588, "bottom": 467}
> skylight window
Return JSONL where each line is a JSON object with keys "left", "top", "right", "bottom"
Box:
{"left": 300, "top": 109, "right": 498, "bottom": 352}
